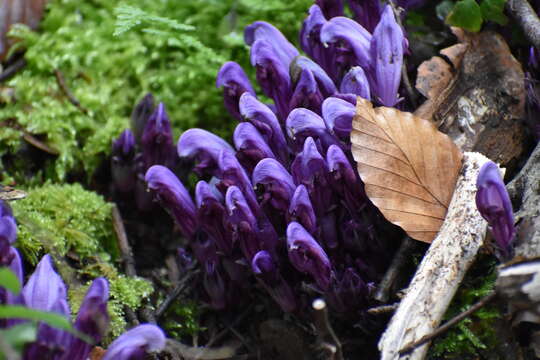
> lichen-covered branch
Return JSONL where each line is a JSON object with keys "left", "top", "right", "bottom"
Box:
{"left": 507, "top": 0, "right": 540, "bottom": 51}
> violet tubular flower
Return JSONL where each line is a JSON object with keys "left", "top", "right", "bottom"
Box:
{"left": 216, "top": 61, "right": 257, "bottom": 120}
{"left": 370, "top": 5, "right": 404, "bottom": 107}
{"left": 476, "top": 161, "right": 515, "bottom": 259}
{"left": 252, "top": 158, "right": 297, "bottom": 215}
{"left": 286, "top": 108, "right": 340, "bottom": 153}
{"left": 290, "top": 56, "right": 337, "bottom": 99}
{"left": 287, "top": 222, "right": 332, "bottom": 291}
{"left": 140, "top": 102, "right": 176, "bottom": 169}
{"left": 102, "top": 324, "right": 166, "bottom": 360}
{"left": 347, "top": 0, "right": 382, "bottom": 33}
{"left": 239, "top": 93, "right": 289, "bottom": 164}
{"left": 178, "top": 128, "right": 235, "bottom": 176}
{"left": 130, "top": 93, "right": 155, "bottom": 143}
{"left": 340, "top": 66, "right": 370, "bottom": 100}
{"left": 233, "top": 122, "right": 276, "bottom": 174}
{"left": 0, "top": 201, "right": 17, "bottom": 266}
{"left": 288, "top": 184, "right": 317, "bottom": 235}
{"left": 245, "top": 21, "right": 299, "bottom": 68}
{"left": 322, "top": 97, "right": 356, "bottom": 140}
{"left": 145, "top": 165, "right": 198, "bottom": 239}
{"left": 316, "top": 0, "right": 344, "bottom": 18}
{"left": 111, "top": 129, "right": 137, "bottom": 193}
{"left": 289, "top": 68, "right": 325, "bottom": 114}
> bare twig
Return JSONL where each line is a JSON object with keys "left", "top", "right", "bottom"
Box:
{"left": 155, "top": 269, "right": 200, "bottom": 319}
{"left": 507, "top": 0, "right": 540, "bottom": 51}
{"left": 54, "top": 69, "right": 89, "bottom": 114}
{"left": 0, "top": 58, "right": 26, "bottom": 83}
{"left": 166, "top": 339, "right": 239, "bottom": 360}
{"left": 205, "top": 304, "right": 254, "bottom": 348}
{"left": 112, "top": 204, "right": 137, "bottom": 277}
{"left": 1, "top": 118, "right": 60, "bottom": 155}
{"left": 312, "top": 299, "right": 343, "bottom": 360}
{"left": 399, "top": 292, "right": 497, "bottom": 355}
{"left": 367, "top": 302, "right": 400, "bottom": 315}
{"left": 388, "top": 0, "right": 419, "bottom": 108}
{"left": 374, "top": 237, "right": 417, "bottom": 303}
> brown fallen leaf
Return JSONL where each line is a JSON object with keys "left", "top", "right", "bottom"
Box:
{"left": 414, "top": 29, "right": 525, "bottom": 169}
{"left": 351, "top": 98, "right": 463, "bottom": 243}
{"left": 0, "top": 0, "right": 49, "bottom": 60}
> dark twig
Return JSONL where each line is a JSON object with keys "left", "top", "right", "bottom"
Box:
{"left": 388, "top": 0, "right": 419, "bottom": 108}
{"left": 112, "top": 204, "right": 137, "bottom": 277}
{"left": 507, "top": 0, "right": 540, "bottom": 51}
{"left": 155, "top": 269, "right": 200, "bottom": 319}
{"left": 312, "top": 298, "right": 343, "bottom": 360}
{"left": 399, "top": 291, "right": 498, "bottom": 355}
{"left": 374, "top": 237, "right": 417, "bottom": 302}
{"left": 54, "top": 69, "right": 89, "bottom": 114}
{"left": 0, "top": 118, "right": 60, "bottom": 155}
{"left": 205, "top": 304, "right": 254, "bottom": 348}
{"left": 0, "top": 58, "right": 26, "bottom": 83}
{"left": 367, "top": 302, "right": 400, "bottom": 315}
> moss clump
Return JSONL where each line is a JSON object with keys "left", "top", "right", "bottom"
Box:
{"left": 12, "top": 183, "right": 115, "bottom": 264}
{"left": 0, "top": 0, "right": 311, "bottom": 183}
{"left": 429, "top": 255, "right": 501, "bottom": 359}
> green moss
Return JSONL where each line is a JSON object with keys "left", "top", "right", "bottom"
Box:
{"left": 11, "top": 183, "right": 115, "bottom": 264}
{"left": 429, "top": 255, "right": 501, "bottom": 359}
{"left": 162, "top": 301, "right": 203, "bottom": 338}
{"left": 0, "top": 0, "right": 311, "bottom": 183}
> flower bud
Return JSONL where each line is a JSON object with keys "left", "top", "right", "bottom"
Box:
{"left": 216, "top": 61, "right": 256, "bottom": 120}
{"left": 130, "top": 93, "right": 155, "bottom": 143}
{"left": 102, "top": 324, "right": 166, "bottom": 360}
{"left": 233, "top": 122, "right": 276, "bottom": 174}
{"left": 141, "top": 102, "right": 176, "bottom": 169}
{"left": 321, "top": 97, "right": 356, "bottom": 140}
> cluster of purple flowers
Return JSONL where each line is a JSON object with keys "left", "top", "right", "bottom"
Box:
{"left": 126, "top": 2, "right": 408, "bottom": 314}
{"left": 0, "top": 200, "right": 166, "bottom": 359}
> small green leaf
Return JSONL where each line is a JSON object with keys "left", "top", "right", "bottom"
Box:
{"left": 436, "top": 0, "right": 455, "bottom": 21}
{"left": 446, "top": 0, "right": 483, "bottom": 32}
{"left": 481, "top": 0, "right": 508, "bottom": 25}
{"left": 0, "top": 268, "right": 21, "bottom": 295}
{"left": 0, "top": 323, "right": 37, "bottom": 351}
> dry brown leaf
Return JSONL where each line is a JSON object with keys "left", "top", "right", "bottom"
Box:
{"left": 0, "top": 0, "right": 48, "bottom": 60}
{"left": 351, "top": 98, "right": 463, "bottom": 243}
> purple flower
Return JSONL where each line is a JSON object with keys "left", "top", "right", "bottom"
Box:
{"left": 289, "top": 68, "right": 325, "bottom": 114}
{"left": 315, "top": 0, "right": 344, "bottom": 18}
{"left": 0, "top": 201, "right": 17, "bottom": 266}
{"left": 476, "top": 161, "right": 515, "bottom": 259}
{"left": 327, "top": 144, "right": 365, "bottom": 213}
{"left": 245, "top": 21, "right": 299, "bottom": 68}
{"left": 346, "top": 0, "right": 382, "bottom": 32}
{"left": 141, "top": 102, "right": 176, "bottom": 169}
{"left": 287, "top": 222, "right": 332, "bottom": 291}
{"left": 250, "top": 39, "right": 292, "bottom": 120}
{"left": 233, "top": 122, "right": 276, "bottom": 174}
{"left": 102, "top": 324, "right": 166, "bottom": 360}
{"left": 340, "top": 66, "right": 371, "bottom": 100}
{"left": 22, "top": 255, "right": 71, "bottom": 359}
{"left": 178, "top": 128, "right": 235, "bottom": 176}
{"left": 195, "top": 180, "right": 232, "bottom": 255}
{"left": 239, "top": 93, "right": 289, "bottom": 164}
{"left": 145, "top": 165, "right": 197, "bottom": 238}
{"left": 252, "top": 251, "right": 297, "bottom": 312}
{"left": 288, "top": 185, "right": 317, "bottom": 236}
{"left": 252, "top": 158, "right": 296, "bottom": 214}
{"left": 320, "top": 16, "right": 372, "bottom": 70}
{"left": 111, "top": 129, "right": 136, "bottom": 192}
{"left": 326, "top": 268, "right": 370, "bottom": 312}
{"left": 130, "top": 93, "right": 155, "bottom": 143}
{"left": 370, "top": 5, "right": 404, "bottom": 107}
{"left": 286, "top": 108, "right": 340, "bottom": 153}
{"left": 63, "top": 278, "right": 109, "bottom": 360}
{"left": 216, "top": 62, "right": 256, "bottom": 120}
{"left": 322, "top": 97, "right": 356, "bottom": 139}
{"left": 290, "top": 56, "right": 337, "bottom": 99}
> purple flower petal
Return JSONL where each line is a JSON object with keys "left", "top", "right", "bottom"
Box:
{"left": 141, "top": 103, "right": 176, "bottom": 169}
{"left": 322, "top": 97, "right": 356, "bottom": 139}
{"left": 130, "top": 93, "right": 155, "bottom": 143}
{"left": 320, "top": 17, "right": 372, "bottom": 69}
{"left": 288, "top": 184, "right": 317, "bottom": 235}
{"left": 0, "top": 201, "right": 17, "bottom": 266}
{"left": 287, "top": 222, "right": 332, "bottom": 291}
{"left": 286, "top": 108, "right": 340, "bottom": 153}
{"left": 233, "top": 122, "right": 276, "bottom": 174}
{"left": 370, "top": 5, "right": 404, "bottom": 106}
{"left": 250, "top": 39, "right": 292, "bottom": 120}
{"left": 216, "top": 61, "right": 256, "bottom": 120}
{"left": 340, "top": 66, "right": 371, "bottom": 100}
{"left": 252, "top": 158, "right": 296, "bottom": 214}
{"left": 289, "top": 68, "right": 325, "bottom": 115}
{"left": 476, "top": 161, "right": 515, "bottom": 259}
{"left": 327, "top": 144, "right": 365, "bottom": 213}
{"left": 102, "top": 324, "right": 166, "bottom": 360}
{"left": 203, "top": 260, "right": 227, "bottom": 309}
{"left": 239, "top": 93, "right": 289, "bottom": 164}
{"left": 225, "top": 186, "right": 260, "bottom": 261}
{"left": 315, "top": 0, "right": 344, "bottom": 18}
{"left": 245, "top": 21, "right": 299, "bottom": 68}
{"left": 111, "top": 129, "right": 136, "bottom": 192}
{"left": 177, "top": 128, "right": 235, "bottom": 176}
{"left": 290, "top": 56, "right": 337, "bottom": 98}
{"left": 145, "top": 165, "right": 197, "bottom": 238}
{"left": 346, "top": 0, "right": 382, "bottom": 33}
